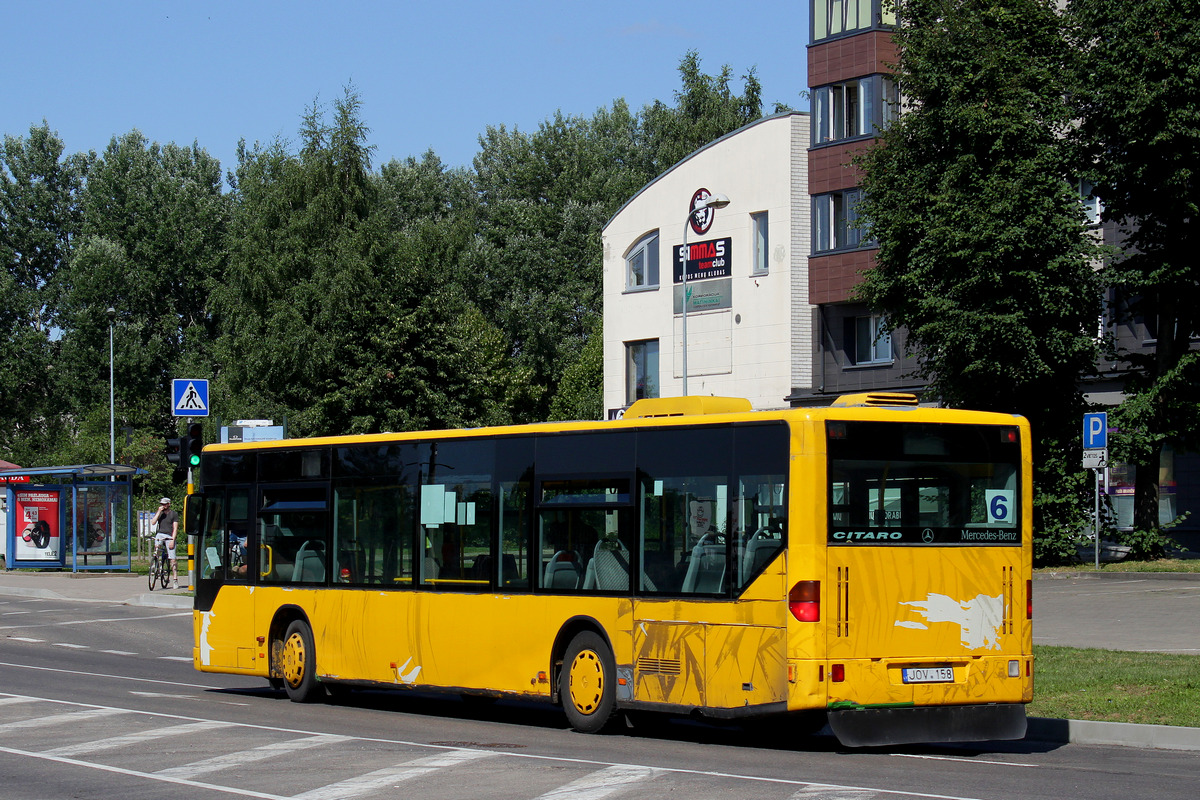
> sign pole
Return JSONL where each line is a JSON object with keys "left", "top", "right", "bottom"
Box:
{"left": 1094, "top": 468, "right": 1100, "bottom": 570}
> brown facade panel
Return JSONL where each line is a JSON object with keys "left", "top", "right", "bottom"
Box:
{"left": 808, "top": 30, "right": 899, "bottom": 87}
{"left": 809, "top": 249, "right": 876, "bottom": 305}
{"left": 808, "top": 139, "right": 876, "bottom": 194}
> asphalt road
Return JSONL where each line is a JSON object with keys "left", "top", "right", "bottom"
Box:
{"left": 1032, "top": 573, "right": 1200, "bottom": 654}
{"left": 2, "top": 594, "right": 1200, "bottom": 800}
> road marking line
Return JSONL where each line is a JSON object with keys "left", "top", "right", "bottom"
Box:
{"left": 0, "top": 696, "right": 37, "bottom": 706}
{"left": 159, "top": 655, "right": 194, "bottom": 662}
{"left": 53, "top": 642, "right": 90, "bottom": 649}
{"left": 0, "top": 611, "right": 190, "bottom": 631}
{"left": 0, "top": 661, "right": 215, "bottom": 690}
{"left": 0, "top": 707, "right": 128, "bottom": 731}
{"left": 44, "top": 720, "right": 233, "bottom": 757}
{"left": 0, "top": 744, "right": 291, "bottom": 800}
{"left": 6, "top": 636, "right": 44, "bottom": 643}
{"left": 890, "top": 753, "right": 1038, "bottom": 768}
{"left": 159, "top": 733, "right": 354, "bottom": 779}
{"left": 101, "top": 650, "right": 139, "bottom": 656}
{"left": 290, "top": 749, "right": 495, "bottom": 800}
{"left": 790, "top": 787, "right": 881, "bottom": 799}
{"left": 534, "top": 764, "right": 663, "bottom": 800}
{"left": 0, "top": 690, "right": 998, "bottom": 800}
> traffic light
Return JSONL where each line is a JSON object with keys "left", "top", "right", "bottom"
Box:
{"left": 186, "top": 422, "right": 203, "bottom": 468}
{"left": 164, "top": 434, "right": 185, "bottom": 484}
{"left": 164, "top": 435, "right": 183, "bottom": 467}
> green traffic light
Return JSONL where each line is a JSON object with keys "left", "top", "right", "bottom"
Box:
{"left": 188, "top": 453, "right": 201, "bottom": 467}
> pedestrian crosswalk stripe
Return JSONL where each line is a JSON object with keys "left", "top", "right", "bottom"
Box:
{"left": 44, "top": 720, "right": 232, "bottom": 757}
{"left": 158, "top": 733, "right": 353, "bottom": 779}
{"left": 290, "top": 749, "right": 495, "bottom": 800}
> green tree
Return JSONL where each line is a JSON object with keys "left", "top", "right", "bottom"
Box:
{"left": 549, "top": 319, "right": 603, "bottom": 421}
{"left": 1069, "top": 0, "right": 1200, "bottom": 537}
{"left": 216, "top": 89, "right": 513, "bottom": 435}
{"left": 55, "top": 130, "right": 227, "bottom": 462}
{"left": 639, "top": 50, "right": 765, "bottom": 176}
{"left": 856, "top": 0, "right": 1103, "bottom": 563}
{"left": 0, "top": 122, "right": 88, "bottom": 463}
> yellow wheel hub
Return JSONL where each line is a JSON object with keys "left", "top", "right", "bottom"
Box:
{"left": 568, "top": 648, "right": 604, "bottom": 715}
{"left": 282, "top": 631, "right": 307, "bottom": 688}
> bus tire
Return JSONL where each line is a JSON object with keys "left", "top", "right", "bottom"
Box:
{"left": 280, "top": 619, "right": 324, "bottom": 703}
{"left": 561, "top": 631, "right": 618, "bottom": 733}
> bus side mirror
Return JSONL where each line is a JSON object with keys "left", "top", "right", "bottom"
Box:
{"left": 184, "top": 493, "right": 204, "bottom": 536}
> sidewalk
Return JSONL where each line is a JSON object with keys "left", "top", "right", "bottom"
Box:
{"left": 1, "top": 566, "right": 1197, "bottom": 751}
{"left": 0, "top": 567, "right": 192, "bottom": 609}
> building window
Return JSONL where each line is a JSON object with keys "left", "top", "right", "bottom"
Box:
{"left": 1075, "top": 178, "right": 1103, "bottom": 225}
{"left": 626, "top": 231, "right": 660, "bottom": 290}
{"left": 850, "top": 314, "right": 891, "bottom": 365}
{"left": 812, "top": 0, "right": 894, "bottom": 43}
{"left": 812, "top": 76, "right": 900, "bottom": 145}
{"left": 813, "top": 189, "right": 866, "bottom": 253}
{"left": 751, "top": 212, "right": 769, "bottom": 274}
{"left": 626, "top": 339, "right": 660, "bottom": 404}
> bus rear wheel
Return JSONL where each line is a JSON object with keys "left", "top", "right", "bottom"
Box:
{"left": 280, "top": 620, "right": 324, "bottom": 703}
{"left": 561, "top": 631, "right": 618, "bottom": 733}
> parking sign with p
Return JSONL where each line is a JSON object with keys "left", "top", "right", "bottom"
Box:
{"left": 1083, "top": 412, "right": 1107, "bottom": 450}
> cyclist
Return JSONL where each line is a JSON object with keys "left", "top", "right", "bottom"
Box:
{"left": 150, "top": 497, "right": 180, "bottom": 589}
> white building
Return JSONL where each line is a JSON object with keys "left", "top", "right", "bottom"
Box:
{"left": 602, "top": 113, "right": 813, "bottom": 417}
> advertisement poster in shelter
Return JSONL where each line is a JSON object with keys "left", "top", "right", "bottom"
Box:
{"left": 14, "top": 489, "right": 61, "bottom": 561}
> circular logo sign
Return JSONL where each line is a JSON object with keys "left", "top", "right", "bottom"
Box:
{"left": 689, "top": 188, "right": 718, "bottom": 235}
{"left": 922, "top": 529, "right": 935, "bottom": 543}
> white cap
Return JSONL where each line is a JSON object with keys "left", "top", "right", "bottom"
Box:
{"left": 159, "top": 497, "right": 171, "bottom": 505}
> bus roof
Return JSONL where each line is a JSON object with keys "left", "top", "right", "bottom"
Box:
{"left": 203, "top": 395, "right": 1026, "bottom": 453}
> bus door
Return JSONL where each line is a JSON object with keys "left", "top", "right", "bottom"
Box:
{"left": 195, "top": 487, "right": 257, "bottom": 671}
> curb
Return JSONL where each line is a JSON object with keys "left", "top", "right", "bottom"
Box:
{"left": 1027, "top": 717, "right": 1200, "bottom": 752}
{"left": 1035, "top": 571, "right": 1200, "bottom": 582}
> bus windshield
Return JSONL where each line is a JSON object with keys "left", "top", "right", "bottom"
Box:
{"left": 827, "top": 420, "right": 1021, "bottom": 546}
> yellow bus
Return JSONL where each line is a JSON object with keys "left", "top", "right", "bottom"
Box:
{"left": 189, "top": 393, "right": 1032, "bottom": 747}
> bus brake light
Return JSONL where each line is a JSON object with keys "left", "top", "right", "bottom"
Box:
{"left": 1026, "top": 579, "right": 1033, "bottom": 619}
{"left": 788, "top": 581, "right": 820, "bottom": 622}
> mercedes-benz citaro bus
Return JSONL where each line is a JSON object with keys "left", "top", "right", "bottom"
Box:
{"left": 186, "top": 393, "right": 1032, "bottom": 747}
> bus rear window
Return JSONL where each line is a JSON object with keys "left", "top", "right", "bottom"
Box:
{"left": 827, "top": 421, "right": 1021, "bottom": 546}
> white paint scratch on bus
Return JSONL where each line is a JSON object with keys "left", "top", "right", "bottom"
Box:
{"left": 199, "top": 610, "right": 214, "bottom": 666}
{"left": 897, "top": 593, "right": 1004, "bottom": 649}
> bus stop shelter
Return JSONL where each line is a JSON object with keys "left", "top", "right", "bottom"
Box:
{"left": 1, "top": 464, "right": 145, "bottom": 572}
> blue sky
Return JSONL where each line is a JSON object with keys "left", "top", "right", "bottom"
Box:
{"left": 4, "top": 1, "right": 809, "bottom": 178}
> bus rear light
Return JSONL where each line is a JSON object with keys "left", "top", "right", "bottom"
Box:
{"left": 1008, "top": 660, "right": 1019, "bottom": 678}
{"left": 788, "top": 581, "right": 821, "bottom": 622}
{"left": 831, "top": 664, "right": 845, "bottom": 683}
{"left": 1026, "top": 580, "right": 1033, "bottom": 619}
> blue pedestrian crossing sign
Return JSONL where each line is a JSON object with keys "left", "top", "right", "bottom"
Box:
{"left": 172, "top": 379, "right": 210, "bottom": 417}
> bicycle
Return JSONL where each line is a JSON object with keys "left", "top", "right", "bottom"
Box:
{"left": 148, "top": 538, "right": 171, "bottom": 591}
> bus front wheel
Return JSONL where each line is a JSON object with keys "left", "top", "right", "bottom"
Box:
{"left": 561, "top": 631, "right": 618, "bottom": 733}
{"left": 280, "top": 620, "right": 324, "bottom": 703}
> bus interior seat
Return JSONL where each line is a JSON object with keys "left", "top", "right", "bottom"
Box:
{"left": 292, "top": 541, "right": 326, "bottom": 583}
{"left": 543, "top": 550, "right": 583, "bottom": 589}
{"left": 741, "top": 528, "right": 781, "bottom": 580}
{"left": 682, "top": 537, "right": 726, "bottom": 593}
{"left": 582, "top": 540, "right": 631, "bottom": 591}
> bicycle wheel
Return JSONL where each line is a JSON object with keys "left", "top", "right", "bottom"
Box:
{"left": 148, "top": 555, "right": 160, "bottom": 591}
{"left": 160, "top": 551, "right": 171, "bottom": 589}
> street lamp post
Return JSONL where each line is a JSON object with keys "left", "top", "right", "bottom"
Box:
{"left": 107, "top": 307, "right": 115, "bottom": 465}
{"left": 681, "top": 192, "right": 730, "bottom": 396}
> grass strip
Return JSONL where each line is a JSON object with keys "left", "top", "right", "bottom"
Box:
{"left": 1030, "top": 644, "right": 1200, "bottom": 728}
